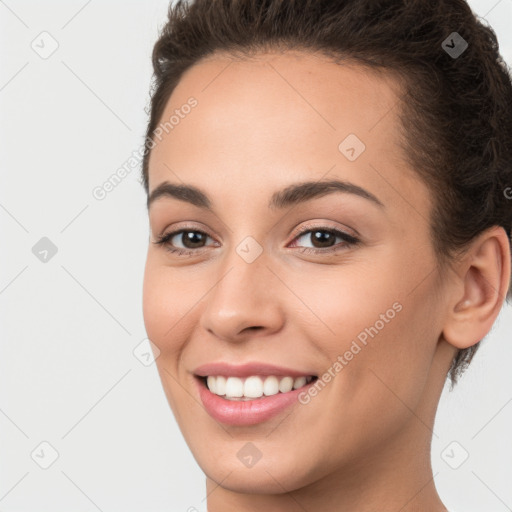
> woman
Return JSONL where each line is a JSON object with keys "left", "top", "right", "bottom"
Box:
{"left": 140, "top": 0, "right": 512, "bottom": 510}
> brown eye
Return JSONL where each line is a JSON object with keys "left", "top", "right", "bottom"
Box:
{"left": 153, "top": 229, "right": 216, "bottom": 255}
{"left": 307, "top": 230, "right": 337, "bottom": 248}
{"left": 176, "top": 231, "right": 208, "bottom": 249}
{"left": 289, "top": 227, "right": 360, "bottom": 255}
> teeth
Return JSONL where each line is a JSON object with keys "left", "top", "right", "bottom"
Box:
{"left": 244, "top": 376, "right": 263, "bottom": 398}
{"left": 225, "top": 376, "right": 243, "bottom": 397}
{"left": 205, "top": 375, "right": 314, "bottom": 399}
{"left": 206, "top": 376, "right": 216, "bottom": 395}
{"left": 215, "top": 376, "right": 226, "bottom": 396}
{"left": 263, "top": 376, "right": 279, "bottom": 396}
{"left": 278, "top": 376, "right": 294, "bottom": 393}
{"left": 293, "top": 376, "right": 307, "bottom": 389}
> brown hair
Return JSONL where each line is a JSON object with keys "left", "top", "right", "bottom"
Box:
{"left": 140, "top": 0, "right": 512, "bottom": 385}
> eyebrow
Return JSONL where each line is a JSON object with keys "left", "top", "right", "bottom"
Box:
{"left": 147, "top": 179, "right": 385, "bottom": 211}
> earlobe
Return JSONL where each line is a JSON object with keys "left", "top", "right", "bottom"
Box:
{"left": 442, "top": 226, "right": 511, "bottom": 350}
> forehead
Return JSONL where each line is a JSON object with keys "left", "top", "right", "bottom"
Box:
{"left": 147, "top": 50, "right": 427, "bottom": 216}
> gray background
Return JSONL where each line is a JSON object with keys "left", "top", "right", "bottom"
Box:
{"left": 0, "top": 1, "right": 511, "bottom": 510}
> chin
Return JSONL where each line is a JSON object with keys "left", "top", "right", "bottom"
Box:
{"left": 195, "top": 443, "right": 323, "bottom": 495}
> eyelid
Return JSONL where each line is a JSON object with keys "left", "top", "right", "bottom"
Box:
{"left": 154, "top": 221, "right": 217, "bottom": 242}
{"left": 289, "top": 220, "right": 358, "bottom": 242}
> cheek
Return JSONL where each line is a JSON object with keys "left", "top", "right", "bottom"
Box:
{"left": 142, "top": 263, "right": 197, "bottom": 418}
{"left": 289, "top": 256, "right": 437, "bottom": 400}
{"left": 284, "top": 262, "right": 402, "bottom": 352}
{"left": 142, "top": 261, "right": 187, "bottom": 351}
{"left": 142, "top": 263, "right": 167, "bottom": 343}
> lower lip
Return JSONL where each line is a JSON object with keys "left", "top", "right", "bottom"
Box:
{"left": 195, "top": 376, "right": 316, "bottom": 426}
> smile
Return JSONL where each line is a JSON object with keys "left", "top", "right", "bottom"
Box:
{"left": 204, "top": 375, "right": 315, "bottom": 400}
{"left": 194, "top": 373, "right": 318, "bottom": 426}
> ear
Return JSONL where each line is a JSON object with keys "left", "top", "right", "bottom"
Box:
{"left": 442, "top": 226, "right": 511, "bottom": 350}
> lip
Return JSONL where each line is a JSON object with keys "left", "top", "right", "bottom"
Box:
{"left": 194, "top": 375, "right": 318, "bottom": 426}
{"left": 193, "top": 361, "right": 317, "bottom": 379}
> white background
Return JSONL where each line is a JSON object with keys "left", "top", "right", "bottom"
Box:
{"left": 0, "top": 1, "right": 511, "bottom": 511}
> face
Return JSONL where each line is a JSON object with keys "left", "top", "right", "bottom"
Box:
{"left": 142, "top": 51, "right": 454, "bottom": 493}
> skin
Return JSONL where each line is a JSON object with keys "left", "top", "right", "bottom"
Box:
{"left": 142, "top": 50, "right": 511, "bottom": 512}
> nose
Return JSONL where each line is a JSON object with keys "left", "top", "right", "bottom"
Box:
{"left": 198, "top": 250, "right": 285, "bottom": 343}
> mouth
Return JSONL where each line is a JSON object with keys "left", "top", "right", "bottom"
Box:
{"left": 194, "top": 373, "right": 319, "bottom": 426}
{"left": 197, "top": 374, "right": 318, "bottom": 401}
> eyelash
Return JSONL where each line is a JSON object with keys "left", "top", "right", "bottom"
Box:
{"left": 153, "top": 225, "right": 360, "bottom": 256}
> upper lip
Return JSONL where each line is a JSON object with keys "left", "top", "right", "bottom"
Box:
{"left": 193, "top": 361, "right": 317, "bottom": 378}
